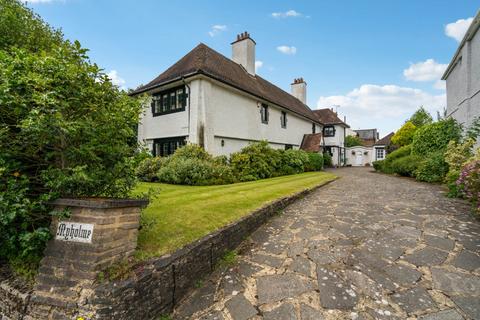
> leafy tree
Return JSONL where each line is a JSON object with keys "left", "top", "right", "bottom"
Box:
{"left": 0, "top": 0, "right": 143, "bottom": 276}
{"left": 466, "top": 116, "right": 480, "bottom": 141}
{"left": 408, "top": 106, "right": 433, "bottom": 128}
{"left": 411, "top": 119, "right": 462, "bottom": 156}
{"left": 391, "top": 121, "right": 417, "bottom": 146}
{"left": 345, "top": 135, "right": 363, "bottom": 147}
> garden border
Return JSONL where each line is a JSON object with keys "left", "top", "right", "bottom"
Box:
{"left": 0, "top": 177, "right": 337, "bottom": 319}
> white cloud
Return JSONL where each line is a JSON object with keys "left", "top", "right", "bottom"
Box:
{"left": 403, "top": 59, "right": 447, "bottom": 82}
{"left": 107, "top": 70, "right": 126, "bottom": 89}
{"left": 272, "top": 10, "right": 302, "bottom": 18}
{"left": 433, "top": 80, "right": 446, "bottom": 90}
{"left": 277, "top": 45, "right": 297, "bottom": 55}
{"left": 317, "top": 84, "right": 446, "bottom": 133}
{"left": 208, "top": 25, "right": 227, "bottom": 37}
{"left": 255, "top": 60, "right": 263, "bottom": 72}
{"left": 445, "top": 17, "right": 473, "bottom": 42}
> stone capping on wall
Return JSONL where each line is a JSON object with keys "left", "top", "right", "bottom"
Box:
{"left": 50, "top": 197, "right": 149, "bottom": 209}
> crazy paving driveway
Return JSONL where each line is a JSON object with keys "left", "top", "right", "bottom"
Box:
{"left": 173, "top": 167, "right": 480, "bottom": 320}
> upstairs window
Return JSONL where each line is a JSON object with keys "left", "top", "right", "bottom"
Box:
{"left": 281, "top": 111, "right": 287, "bottom": 128}
{"left": 151, "top": 86, "right": 187, "bottom": 116}
{"left": 261, "top": 104, "right": 269, "bottom": 124}
{"left": 312, "top": 123, "right": 316, "bottom": 134}
{"left": 323, "top": 126, "right": 335, "bottom": 137}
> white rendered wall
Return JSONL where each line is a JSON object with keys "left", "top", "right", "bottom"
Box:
{"left": 445, "top": 28, "right": 480, "bottom": 138}
{"left": 345, "top": 146, "right": 374, "bottom": 166}
{"left": 207, "top": 80, "right": 317, "bottom": 156}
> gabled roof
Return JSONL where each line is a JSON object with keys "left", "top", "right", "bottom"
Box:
{"left": 442, "top": 10, "right": 480, "bottom": 80}
{"left": 313, "top": 108, "right": 349, "bottom": 127}
{"left": 131, "top": 43, "right": 320, "bottom": 123}
{"left": 300, "top": 133, "right": 322, "bottom": 152}
{"left": 374, "top": 132, "right": 394, "bottom": 146}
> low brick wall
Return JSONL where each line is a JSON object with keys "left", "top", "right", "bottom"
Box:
{"left": 89, "top": 180, "right": 334, "bottom": 319}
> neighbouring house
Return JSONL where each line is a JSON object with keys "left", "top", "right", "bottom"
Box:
{"left": 345, "top": 131, "right": 394, "bottom": 166}
{"left": 131, "top": 32, "right": 322, "bottom": 157}
{"left": 442, "top": 11, "right": 480, "bottom": 142}
{"left": 312, "top": 108, "right": 350, "bottom": 166}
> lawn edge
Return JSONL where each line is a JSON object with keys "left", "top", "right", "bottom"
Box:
{"left": 127, "top": 174, "right": 338, "bottom": 315}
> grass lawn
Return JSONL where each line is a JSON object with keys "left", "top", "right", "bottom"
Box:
{"left": 134, "top": 171, "right": 337, "bottom": 260}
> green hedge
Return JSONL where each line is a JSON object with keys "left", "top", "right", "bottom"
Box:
{"left": 390, "top": 154, "right": 422, "bottom": 177}
{"left": 412, "top": 119, "right": 461, "bottom": 156}
{"left": 415, "top": 151, "right": 449, "bottom": 183}
{"left": 139, "top": 142, "right": 324, "bottom": 185}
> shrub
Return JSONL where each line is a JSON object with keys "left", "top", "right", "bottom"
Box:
{"left": 173, "top": 143, "right": 212, "bottom": 161}
{"left": 382, "top": 145, "right": 412, "bottom": 173}
{"left": 157, "top": 158, "right": 234, "bottom": 186}
{"left": 372, "top": 160, "right": 384, "bottom": 172}
{"left": 0, "top": 0, "right": 143, "bottom": 276}
{"left": 305, "top": 153, "right": 323, "bottom": 171}
{"left": 390, "top": 155, "right": 422, "bottom": 177}
{"left": 323, "top": 153, "right": 333, "bottom": 167}
{"left": 230, "top": 141, "right": 281, "bottom": 181}
{"left": 136, "top": 157, "right": 166, "bottom": 182}
{"left": 415, "top": 151, "right": 449, "bottom": 183}
{"left": 444, "top": 139, "right": 475, "bottom": 196}
{"left": 412, "top": 119, "right": 462, "bottom": 156}
{"left": 457, "top": 159, "right": 480, "bottom": 214}
{"left": 391, "top": 122, "right": 417, "bottom": 147}
{"left": 277, "top": 149, "right": 309, "bottom": 175}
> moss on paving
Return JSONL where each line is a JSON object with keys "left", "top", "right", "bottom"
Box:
{"left": 134, "top": 171, "right": 336, "bottom": 260}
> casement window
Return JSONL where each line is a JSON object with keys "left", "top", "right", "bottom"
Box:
{"left": 260, "top": 104, "right": 269, "bottom": 124}
{"left": 280, "top": 111, "right": 287, "bottom": 128}
{"left": 312, "top": 123, "right": 316, "bottom": 134}
{"left": 151, "top": 86, "right": 187, "bottom": 116}
{"left": 323, "top": 125, "right": 335, "bottom": 137}
{"left": 152, "top": 137, "right": 186, "bottom": 157}
{"left": 376, "top": 148, "right": 385, "bottom": 160}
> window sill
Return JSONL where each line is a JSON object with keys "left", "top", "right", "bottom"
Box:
{"left": 153, "top": 107, "right": 186, "bottom": 117}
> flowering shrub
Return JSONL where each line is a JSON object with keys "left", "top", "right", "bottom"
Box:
{"left": 457, "top": 160, "right": 480, "bottom": 214}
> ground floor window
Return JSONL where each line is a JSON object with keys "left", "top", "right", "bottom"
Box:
{"left": 285, "top": 144, "right": 293, "bottom": 150}
{"left": 376, "top": 148, "right": 385, "bottom": 160}
{"left": 153, "top": 136, "right": 186, "bottom": 157}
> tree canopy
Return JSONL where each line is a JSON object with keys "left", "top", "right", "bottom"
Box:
{"left": 391, "top": 121, "right": 417, "bottom": 147}
{"left": 345, "top": 135, "right": 363, "bottom": 147}
{"left": 408, "top": 106, "right": 433, "bottom": 128}
{"left": 0, "top": 0, "right": 143, "bottom": 276}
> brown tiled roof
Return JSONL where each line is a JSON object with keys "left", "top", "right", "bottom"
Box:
{"left": 131, "top": 43, "right": 319, "bottom": 123}
{"left": 300, "top": 133, "right": 322, "bottom": 152}
{"left": 312, "top": 109, "right": 349, "bottom": 127}
{"left": 374, "top": 132, "right": 394, "bottom": 146}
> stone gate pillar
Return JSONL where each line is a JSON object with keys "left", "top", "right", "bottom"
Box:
{"left": 26, "top": 198, "right": 148, "bottom": 320}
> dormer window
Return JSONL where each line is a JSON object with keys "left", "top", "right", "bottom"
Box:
{"left": 323, "top": 125, "right": 335, "bottom": 137}
{"left": 151, "top": 85, "right": 187, "bottom": 116}
{"left": 261, "top": 104, "right": 269, "bottom": 124}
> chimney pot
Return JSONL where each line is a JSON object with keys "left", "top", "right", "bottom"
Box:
{"left": 231, "top": 31, "right": 256, "bottom": 75}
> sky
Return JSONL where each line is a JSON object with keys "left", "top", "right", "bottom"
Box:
{"left": 27, "top": 0, "right": 479, "bottom": 137}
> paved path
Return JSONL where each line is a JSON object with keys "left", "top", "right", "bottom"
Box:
{"left": 173, "top": 168, "right": 480, "bottom": 320}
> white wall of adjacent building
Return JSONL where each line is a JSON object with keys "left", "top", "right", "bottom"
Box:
{"left": 445, "top": 20, "right": 480, "bottom": 138}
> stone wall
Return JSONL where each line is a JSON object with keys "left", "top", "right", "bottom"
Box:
{"left": 26, "top": 198, "right": 147, "bottom": 320}
{"left": 0, "top": 266, "right": 32, "bottom": 320}
{"left": 87, "top": 182, "right": 333, "bottom": 319}
{"left": 0, "top": 180, "right": 334, "bottom": 320}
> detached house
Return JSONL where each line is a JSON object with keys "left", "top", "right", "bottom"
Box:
{"left": 311, "top": 108, "right": 350, "bottom": 166}
{"left": 132, "top": 32, "right": 322, "bottom": 157}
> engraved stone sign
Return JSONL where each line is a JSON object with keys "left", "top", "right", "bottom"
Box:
{"left": 56, "top": 221, "right": 94, "bottom": 243}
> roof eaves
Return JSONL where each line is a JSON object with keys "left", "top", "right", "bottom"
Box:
{"left": 442, "top": 11, "right": 480, "bottom": 80}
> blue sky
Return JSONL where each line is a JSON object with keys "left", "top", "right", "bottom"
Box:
{"left": 28, "top": 0, "right": 479, "bottom": 136}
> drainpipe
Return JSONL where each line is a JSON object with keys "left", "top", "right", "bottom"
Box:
{"left": 182, "top": 77, "right": 191, "bottom": 140}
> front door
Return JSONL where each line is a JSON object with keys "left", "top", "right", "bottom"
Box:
{"left": 355, "top": 151, "right": 363, "bottom": 166}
